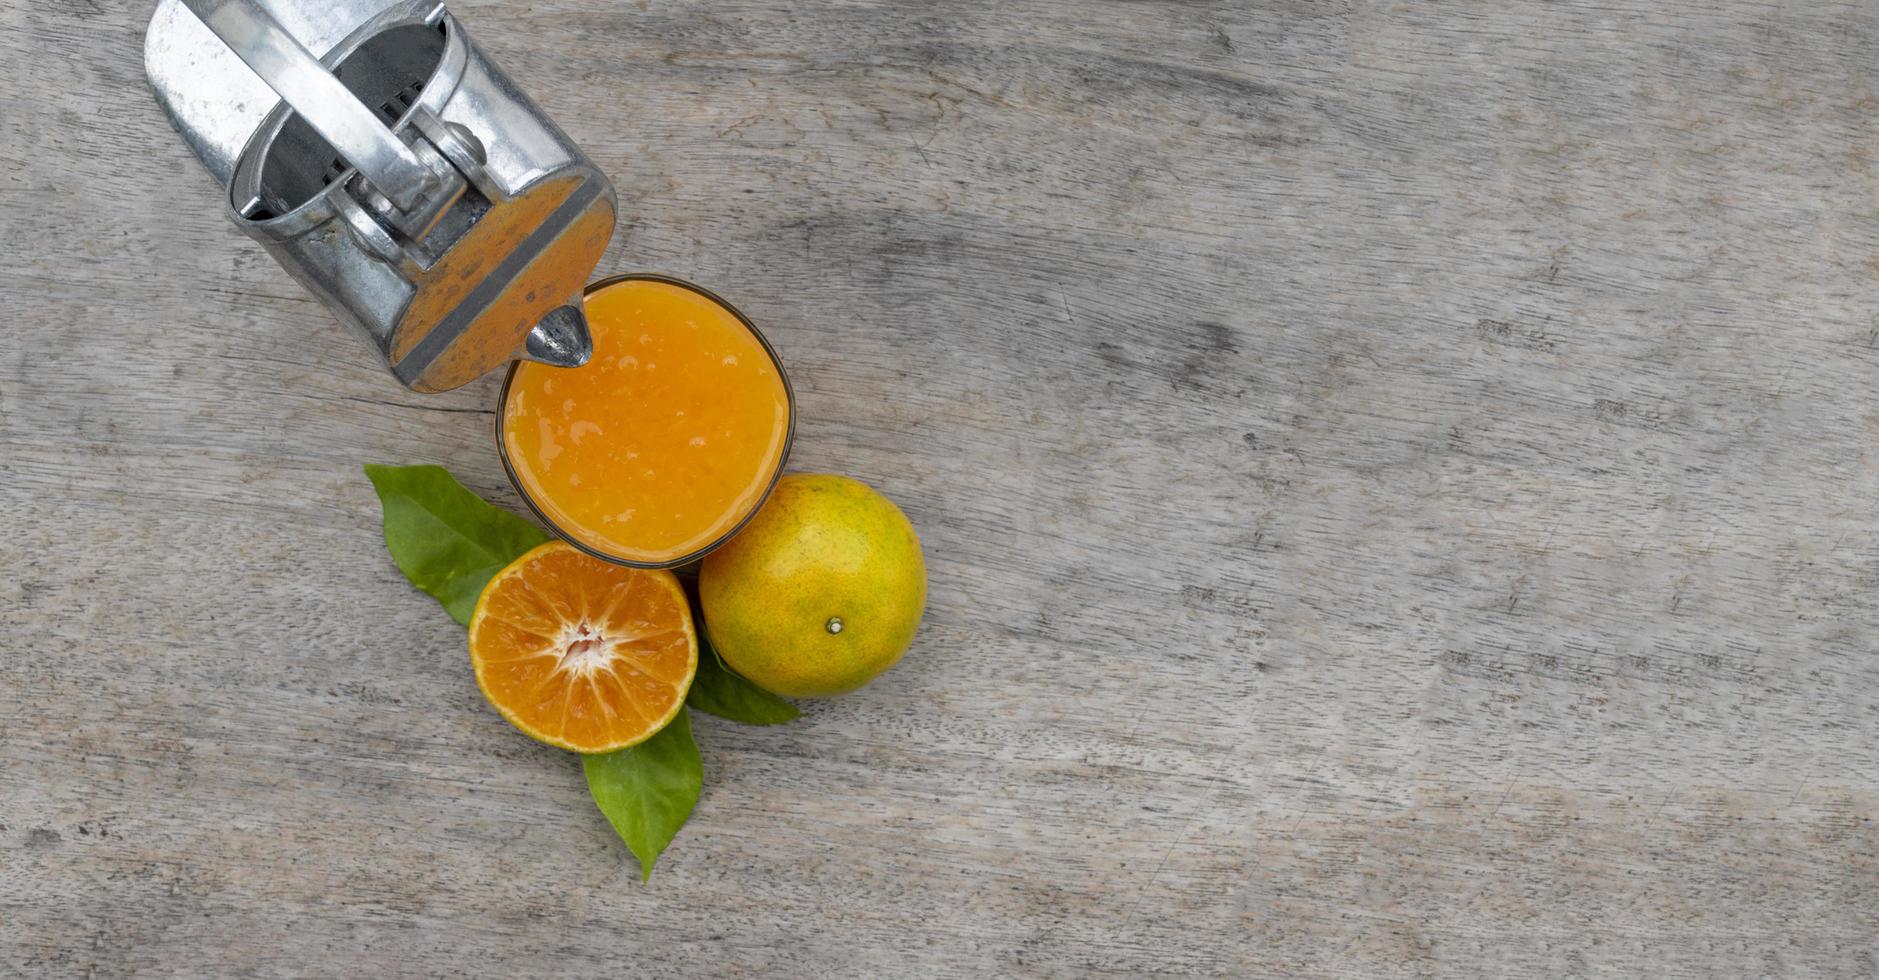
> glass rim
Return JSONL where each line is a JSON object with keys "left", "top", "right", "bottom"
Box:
{"left": 494, "top": 272, "right": 797, "bottom": 569}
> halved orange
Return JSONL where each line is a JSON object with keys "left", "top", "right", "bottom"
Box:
{"left": 468, "top": 541, "right": 697, "bottom": 753}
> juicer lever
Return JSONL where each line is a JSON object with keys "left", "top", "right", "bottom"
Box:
{"left": 180, "top": 0, "right": 439, "bottom": 212}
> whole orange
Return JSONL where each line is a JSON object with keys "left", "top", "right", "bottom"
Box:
{"left": 699, "top": 474, "right": 926, "bottom": 697}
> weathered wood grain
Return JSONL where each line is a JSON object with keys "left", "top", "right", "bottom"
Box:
{"left": 3, "top": 0, "right": 1877, "bottom": 975}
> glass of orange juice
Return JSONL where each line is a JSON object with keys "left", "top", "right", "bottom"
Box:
{"left": 496, "top": 274, "right": 795, "bottom": 568}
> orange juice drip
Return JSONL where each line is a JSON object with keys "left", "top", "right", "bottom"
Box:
{"left": 502, "top": 279, "right": 790, "bottom": 565}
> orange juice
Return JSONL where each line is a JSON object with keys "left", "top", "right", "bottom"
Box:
{"left": 499, "top": 276, "right": 792, "bottom": 566}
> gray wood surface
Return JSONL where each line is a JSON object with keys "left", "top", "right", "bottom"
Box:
{"left": 4, "top": 0, "right": 1877, "bottom": 975}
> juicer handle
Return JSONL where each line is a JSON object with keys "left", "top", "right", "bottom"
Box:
{"left": 180, "top": 0, "right": 438, "bottom": 212}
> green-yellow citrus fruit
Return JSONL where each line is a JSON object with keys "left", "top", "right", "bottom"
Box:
{"left": 699, "top": 474, "right": 926, "bottom": 697}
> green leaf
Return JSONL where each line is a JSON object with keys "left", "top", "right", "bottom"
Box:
{"left": 687, "top": 635, "right": 800, "bottom": 725}
{"left": 583, "top": 709, "right": 703, "bottom": 880}
{"left": 364, "top": 463, "right": 550, "bottom": 626}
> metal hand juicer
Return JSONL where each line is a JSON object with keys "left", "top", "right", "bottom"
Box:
{"left": 145, "top": 0, "right": 617, "bottom": 391}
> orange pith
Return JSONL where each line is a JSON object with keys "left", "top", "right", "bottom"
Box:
{"left": 468, "top": 541, "right": 697, "bottom": 753}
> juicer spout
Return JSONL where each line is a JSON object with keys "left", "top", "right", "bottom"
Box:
{"left": 522, "top": 303, "right": 594, "bottom": 369}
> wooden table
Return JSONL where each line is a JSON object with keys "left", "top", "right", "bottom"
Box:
{"left": 4, "top": 0, "right": 1876, "bottom": 974}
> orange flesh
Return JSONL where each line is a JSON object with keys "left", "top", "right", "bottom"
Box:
{"left": 470, "top": 542, "right": 696, "bottom": 752}
{"left": 501, "top": 279, "right": 790, "bottom": 565}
